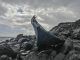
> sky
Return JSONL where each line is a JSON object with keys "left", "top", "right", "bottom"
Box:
{"left": 0, "top": 0, "right": 80, "bottom": 37}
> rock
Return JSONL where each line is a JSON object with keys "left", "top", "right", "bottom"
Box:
{"left": 26, "top": 52, "right": 38, "bottom": 60}
{"left": 15, "top": 34, "right": 23, "bottom": 41}
{"left": 64, "top": 50, "right": 80, "bottom": 60}
{"left": 54, "top": 53, "right": 65, "bottom": 60}
{"left": 50, "top": 19, "right": 80, "bottom": 40}
{"left": 0, "top": 44, "right": 17, "bottom": 59}
{"left": 0, "top": 55, "right": 10, "bottom": 60}
{"left": 21, "top": 42, "right": 33, "bottom": 51}
{"left": 50, "top": 50, "right": 57, "bottom": 57}
{"left": 18, "top": 38, "right": 30, "bottom": 43}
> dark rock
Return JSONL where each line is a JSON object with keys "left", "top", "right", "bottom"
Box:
{"left": 21, "top": 42, "right": 33, "bottom": 51}
{"left": 15, "top": 34, "right": 23, "bottom": 41}
{"left": 18, "top": 38, "right": 30, "bottom": 43}
{"left": 50, "top": 19, "right": 80, "bottom": 40}
{"left": 0, "top": 43, "right": 17, "bottom": 59}
{"left": 0, "top": 55, "right": 10, "bottom": 60}
{"left": 54, "top": 53, "right": 65, "bottom": 60}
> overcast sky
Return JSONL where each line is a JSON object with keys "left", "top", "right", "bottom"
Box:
{"left": 0, "top": 0, "right": 80, "bottom": 37}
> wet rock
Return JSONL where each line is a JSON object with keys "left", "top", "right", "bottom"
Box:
{"left": 54, "top": 53, "right": 65, "bottom": 60}
{"left": 64, "top": 50, "right": 80, "bottom": 60}
{"left": 0, "top": 44, "right": 17, "bottom": 59}
{"left": 26, "top": 52, "right": 38, "bottom": 60}
{"left": 18, "top": 38, "right": 30, "bottom": 43}
{"left": 15, "top": 34, "right": 23, "bottom": 41}
{"left": 21, "top": 42, "right": 33, "bottom": 51}
{"left": 0, "top": 55, "right": 10, "bottom": 60}
{"left": 24, "top": 49, "right": 57, "bottom": 60}
{"left": 50, "top": 19, "right": 80, "bottom": 40}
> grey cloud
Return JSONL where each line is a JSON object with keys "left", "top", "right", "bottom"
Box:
{"left": 2, "top": 0, "right": 27, "bottom": 4}
{"left": 2, "top": 0, "right": 80, "bottom": 12}
{"left": 0, "top": 0, "right": 80, "bottom": 36}
{"left": 1, "top": 0, "right": 67, "bottom": 8}
{"left": 1, "top": 0, "right": 77, "bottom": 8}
{"left": 0, "top": 5, "right": 7, "bottom": 16}
{"left": 67, "top": 0, "right": 80, "bottom": 18}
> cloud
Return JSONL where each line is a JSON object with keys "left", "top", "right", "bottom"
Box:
{"left": 0, "top": 0, "right": 80, "bottom": 36}
{"left": 0, "top": 3, "right": 7, "bottom": 15}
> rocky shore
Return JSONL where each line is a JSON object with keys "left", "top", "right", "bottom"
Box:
{"left": 0, "top": 19, "right": 80, "bottom": 60}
